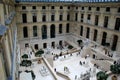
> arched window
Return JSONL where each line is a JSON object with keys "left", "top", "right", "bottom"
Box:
{"left": 33, "top": 26, "right": 37, "bottom": 37}
{"left": 86, "top": 27, "right": 90, "bottom": 38}
{"left": 23, "top": 26, "right": 28, "bottom": 38}
{"left": 66, "top": 23, "right": 69, "bottom": 33}
{"left": 80, "top": 26, "right": 83, "bottom": 36}
{"left": 101, "top": 32, "right": 107, "bottom": 46}
{"left": 59, "top": 24, "right": 62, "bottom": 34}
{"left": 111, "top": 35, "right": 118, "bottom": 51}
{"left": 93, "top": 29, "right": 98, "bottom": 41}
{"left": 50, "top": 24, "right": 55, "bottom": 38}
{"left": 42, "top": 25, "right": 47, "bottom": 39}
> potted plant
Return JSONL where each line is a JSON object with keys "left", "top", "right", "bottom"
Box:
{"left": 97, "top": 71, "right": 108, "bottom": 80}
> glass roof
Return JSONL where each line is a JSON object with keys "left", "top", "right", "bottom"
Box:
{"left": 16, "top": 0, "right": 119, "bottom": 3}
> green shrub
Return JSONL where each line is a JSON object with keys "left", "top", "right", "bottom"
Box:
{"left": 22, "top": 54, "right": 28, "bottom": 59}
{"left": 110, "top": 64, "right": 120, "bottom": 74}
{"left": 68, "top": 45, "right": 73, "bottom": 49}
{"left": 97, "top": 71, "right": 108, "bottom": 80}
{"left": 35, "top": 49, "right": 44, "bottom": 57}
{"left": 20, "top": 60, "right": 32, "bottom": 67}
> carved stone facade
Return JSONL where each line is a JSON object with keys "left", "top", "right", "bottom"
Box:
{"left": 16, "top": 2, "right": 120, "bottom": 52}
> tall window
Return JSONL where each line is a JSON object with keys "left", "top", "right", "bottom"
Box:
{"left": 59, "top": 24, "right": 62, "bottom": 34}
{"left": 60, "top": 6, "right": 63, "bottom": 9}
{"left": 118, "top": 7, "right": 120, "bottom": 13}
{"left": 106, "top": 7, "right": 110, "bottom": 12}
{"left": 95, "top": 15, "right": 99, "bottom": 26}
{"left": 68, "top": 6, "right": 70, "bottom": 9}
{"left": 32, "top": 13, "right": 37, "bottom": 22}
{"left": 50, "top": 24, "right": 55, "bottom": 38}
{"left": 51, "top": 6, "right": 54, "bottom": 9}
{"left": 75, "top": 13, "right": 78, "bottom": 21}
{"left": 22, "top": 6, "right": 26, "bottom": 10}
{"left": 114, "top": 18, "right": 120, "bottom": 31}
{"left": 51, "top": 14, "right": 55, "bottom": 21}
{"left": 23, "top": 27, "right": 28, "bottom": 38}
{"left": 86, "top": 27, "right": 90, "bottom": 38}
{"left": 32, "top": 6, "right": 36, "bottom": 9}
{"left": 88, "top": 7, "right": 91, "bottom": 11}
{"left": 96, "top": 7, "right": 100, "bottom": 11}
{"left": 93, "top": 29, "right": 98, "bottom": 41}
{"left": 80, "top": 26, "right": 83, "bottom": 36}
{"left": 22, "top": 13, "right": 27, "bottom": 23}
{"left": 87, "top": 14, "right": 91, "bottom": 20}
{"left": 111, "top": 35, "right": 118, "bottom": 51}
{"left": 33, "top": 26, "right": 37, "bottom": 37}
{"left": 66, "top": 23, "right": 69, "bottom": 33}
{"left": 81, "top": 7, "right": 84, "bottom": 10}
{"left": 42, "top": 6, "right": 46, "bottom": 9}
{"left": 42, "top": 14, "right": 46, "bottom": 22}
{"left": 101, "top": 32, "right": 107, "bottom": 46}
{"left": 104, "top": 16, "right": 109, "bottom": 28}
{"left": 59, "top": 14, "right": 63, "bottom": 21}
{"left": 67, "top": 14, "right": 70, "bottom": 21}
{"left": 81, "top": 14, "right": 84, "bottom": 22}
{"left": 42, "top": 25, "right": 47, "bottom": 39}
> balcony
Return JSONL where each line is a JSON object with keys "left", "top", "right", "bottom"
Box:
{"left": 103, "top": 12, "right": 111, "bottom": 15}
{"left": 94, "top": 11, "right": 101, "bottom": 15}
{"left": 114, "top": 13, "right": 120, "bottom": 16}
{"left": 80, "top": 10, "right": 85, "bottom": 13}
{"left": 31, "top": 10, "right": 38, "bottom": 12}
{"left": 40, "top": 10, "right": 48, "bottom": 13}
{"left": 58, "top": 10, "right": 64, "bottom": 13}
{"left": 87, "top": 11, "right": 92, "bottom": 14}
{"left": 5, "top": 11, "right": 15, "bottom": 25}
{"left": 50, "top": 10, "right": 56, "bottom": 13}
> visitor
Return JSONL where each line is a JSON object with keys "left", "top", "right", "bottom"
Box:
{"left": 85, "top": 56, "right": 87, "bottom": 59}
{"left": 30, "top": 51, "right": 32, "bottom": 55}
{"left": 75, "top": 75, "right": 77, "bottom": 80}
{"left": 70, "top": 53, "right": 72, "bottom": 56}
{"left": 64, "top": 55, "right": 66, "bottom": 58}
{"left": 60, "top": 52, "right": 62, "bottom": 56}
{"left": 80, "top": 61, "right": 82, "bottom": 65}
{"left": 79, "top": 51, "right": 80, "bottom": 54}
{"left": 54, "top": 68, "right": 56, "bottom": 72}
{"left": 83, "top": 61, "right": 85, "bottom": 64}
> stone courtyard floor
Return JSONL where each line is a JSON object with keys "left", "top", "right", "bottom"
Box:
{"left": 19, "top": 44, "right": 120, "bottom": 80}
